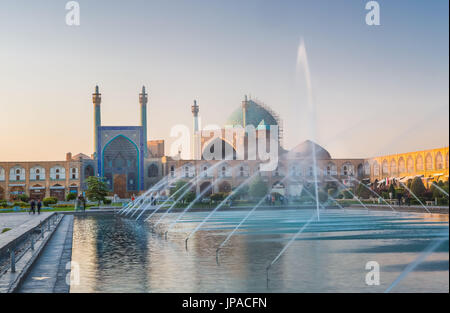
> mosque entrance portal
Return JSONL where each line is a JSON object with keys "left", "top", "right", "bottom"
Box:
{"left": 113, "top": 174, "right": 127, "bottom": 198}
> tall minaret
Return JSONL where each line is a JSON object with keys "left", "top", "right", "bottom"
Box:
{"left": 191, "top": 100, "right": 200, "bottom": 159}
{"left": 92, "top": 85, "right": 101, "bottom": 158}
{"left": 139, "top": 86, "right": 148, "bottom": 157}
{"left": 242, "top": 95, "right": 248, "bottom": 128}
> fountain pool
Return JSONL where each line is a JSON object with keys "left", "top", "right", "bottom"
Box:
{"left": 70, "top": 209, "right": 448, "bottom": 293}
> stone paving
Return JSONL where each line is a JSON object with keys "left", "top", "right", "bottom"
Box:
{"left": 0, "top": 212, "right": 52, "bottom": 233}
{"left": 17, "top": 215, "right": 74, "bottom": 293}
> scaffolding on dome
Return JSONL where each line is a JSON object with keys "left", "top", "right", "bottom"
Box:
{"left": 250, "top": 98, "right": 284, "bottom": 148}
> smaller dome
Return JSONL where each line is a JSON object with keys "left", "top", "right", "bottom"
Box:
{"left": 289, "top": 140, "right": 331, "bottom": 159}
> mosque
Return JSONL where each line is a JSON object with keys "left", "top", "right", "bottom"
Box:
{"left": 0, "top": 86, "right": 448, "bottom": 200}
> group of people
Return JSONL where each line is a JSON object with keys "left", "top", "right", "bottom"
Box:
{"left": 76, "top": 194, "right": 86, "bottom": 211}
{"left": 397, "top": 192, "right": 411, "bottom": 206}
{"left": 265, "top": 194, "right": 288, "bottom": 206}
{"left": 29, "top": 199, "right": 42, "bottom": 214}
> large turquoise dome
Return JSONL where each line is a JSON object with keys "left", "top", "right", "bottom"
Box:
{"left": 225, "top": 99, "right": 279, "bottom": 128}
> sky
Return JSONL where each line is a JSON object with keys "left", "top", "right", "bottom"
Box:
{"left": 0, "top": 0, "right": 448, "bottom": 161}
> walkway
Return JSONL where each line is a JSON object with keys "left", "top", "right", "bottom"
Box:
{"left": 17, "top": 215, "right": 74, "bottom": 293}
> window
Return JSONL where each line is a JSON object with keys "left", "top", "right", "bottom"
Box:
{"left": 36, "top": 169, "right": 40, "bottom": 174}
{"left": 16, "top": 169, "right": 20, "bottom": 174}
{"left": 407, "top": 157, "right": 414, "bottom": 173}
{"left": 36, "top": 175, "right": 40, "bottom": 180}
{"left": 416, "top": 155, "right": 423, "bottom": 171}
{"left": 240, "top": 166, "right": 244, "bottom": 177}
{"left": 436, "top": 153, "right": 443, "bottom": 170}
{"left": 425, "top": 154, "right": 433, "bottom": 170}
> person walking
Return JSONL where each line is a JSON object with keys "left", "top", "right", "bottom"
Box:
{"left": 30, "top": 199, "right": 36, "bottom": 215}
{"left": 37, "top": 199, "right": 42, "bottom": 214}
{"left": 397, "top": 193, "right": 402, "bottom": 207}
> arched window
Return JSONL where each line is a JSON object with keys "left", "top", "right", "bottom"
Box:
{"left": 325, "top": 163, "right": 337, "bottom": 176}
{"left": 382, "top": 160, "right": 389, "bottom": 175}
{"left": 425, "top": 153, "right": 433, "bottom": 170}
{"left": 341, "top": 163, "right": 354, "bottom": 176}
{"left": 390, "top": 159, "right": 397, "bottom": 175}
{"left": 0, "top": 167, "right": 5, "bottom": 181}
{"left": 84, "top": 165, "right": 94, "bottom": 178}
{"left": 50, "top": 166, "right": 65, "bottom": 180}
{"left": 436, "top": 153, "right": 444, "bottom": 170}
{"left": 416, "top": 155, "right": 424, "bottom": 171}
{"left": 364, "top": 162, "right": 370, "bottom": 175}
{"left": 398, "top": 158, "right": 406, "bottom": 173}
{"left": 30, "top": 166, "right": 45, "bottom": 181}
{"left": 373, "top": 162, "right": 380, "bottom": 176}
{"left": 147, "top": 164, "right": 158, "bottom": 177}
{"left": 407, "top": 157, "right": 414, "bottom": 173}
{"left": 10, "top": 167, "right": 25, "bottom": 181}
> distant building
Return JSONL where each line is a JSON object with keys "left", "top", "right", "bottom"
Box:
{"left": 0, "top": 87, "right": 448, "bottom": 201}
{"left": 367, "top": 147, "right": 449, "bottom": 188}
{"left": 0, "top": 153, "right": 83, "bottom": 201}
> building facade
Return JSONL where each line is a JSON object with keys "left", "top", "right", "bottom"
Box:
{"left": 0, "top": 153, "right": 85, "bottom": 201}
{"left": 1, "top": 86, "right": 448, "bottom": 201}
{"left": 367, "top": 147, "right": 449, "bottom": 187}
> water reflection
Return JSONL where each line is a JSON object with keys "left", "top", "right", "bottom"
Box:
{"left": 70, "top": 210, "right": 449, "bottom": 293}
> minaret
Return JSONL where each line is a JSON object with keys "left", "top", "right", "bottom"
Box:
{"left": 139, "top": 86, "right": 148, "bottom": 157}
{"left": 191, "top": 100, "right": 200, "bottom": 160}
{"left": 242, "top": 95, "right": 248, "bottom": 129}
{"left": 92, "top": 85, "right": 101, "bottom": 159}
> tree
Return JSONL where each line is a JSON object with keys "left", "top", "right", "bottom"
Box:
{"left": 410, "top": 177, "right": 426, "bottom": 198}
{"left": 356, "top": 183, "right": 371, "bottom": 199}
{"left": 230, "top": 185, "right": 249, "bottom": 200}
{"left": 388, "top": 183, "right": 396, "bottom": 199}
{"left": 183, "top": 191, "right": 196, "bottom": 203}
{"left": 85, "top": 176, "right": 109, "bottom": 206}
{"left": 170, "top": 180, "right": 190, "bottom": 202}
{"left": 249, "top": 177, "right": 268, "bottom": 199}
{"left": 18, "top": 194, "right": 30, "bottom": 202}
{"left": 66, "top": 192, "right": 77, "bottom": 201}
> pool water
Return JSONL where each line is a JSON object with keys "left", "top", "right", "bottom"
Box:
{"left": 70, "top": 209, "right": 449, "bottom": 293}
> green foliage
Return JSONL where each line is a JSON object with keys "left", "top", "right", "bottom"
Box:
{"left": 249, "top": 177, "right": 268, "bottom": 199}
{"left": 18, "top": 194, "right": 30, "bottom": 202}
{"left": 410, "top": 177, "right": 426, "bottom": 198}
{"left": 342, "top": 190, "right": 353, "bottom": 199}
{"left": 0, "top": 200, "right": 7, "bottom": 208}
{"left": 230, "top": 185, "right": 249, "bottom": 200}
{"left": 388, "top": 184, "right": 396, "bottom": 198}
{"left": 356, "top": 183, "right": 371, "bottom": 199}
{"left": 1, "top": 228, "right": 11, "bottom": 234}
{"left": 407, "top": 179, "right": 414, "bottom": 189}
{"left": 327, "top": 188, "right": 337, "bottom": 196}
{"left": 66, "top": 193, "right": 77, "bottom": 201}
{"left": 103, "top": 198, "right": 112, "bottom": 205}
{"left": 170, "top": 181, "right": 190, "bottom": 201}
{"left": 318, "top": 191, "right": 328, "bottom": 203}
{"left": 13, "top": 201, "right": 29, "bottom": 208}
{"left": 43, "top": 197, "right": 58, "bottom": 206}
{"left": 85, "top": 176, "right": 109, "bottom": 205}
{"left": 183, "top": 191, "right": 196, "bottom": 203}
{"left": 210, "top": 193, "right": 225, "bottom": 202}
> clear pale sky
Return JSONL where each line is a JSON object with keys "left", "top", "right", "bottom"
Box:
{"left": 0, "top": 0, "right": 448, "bottom": 161}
